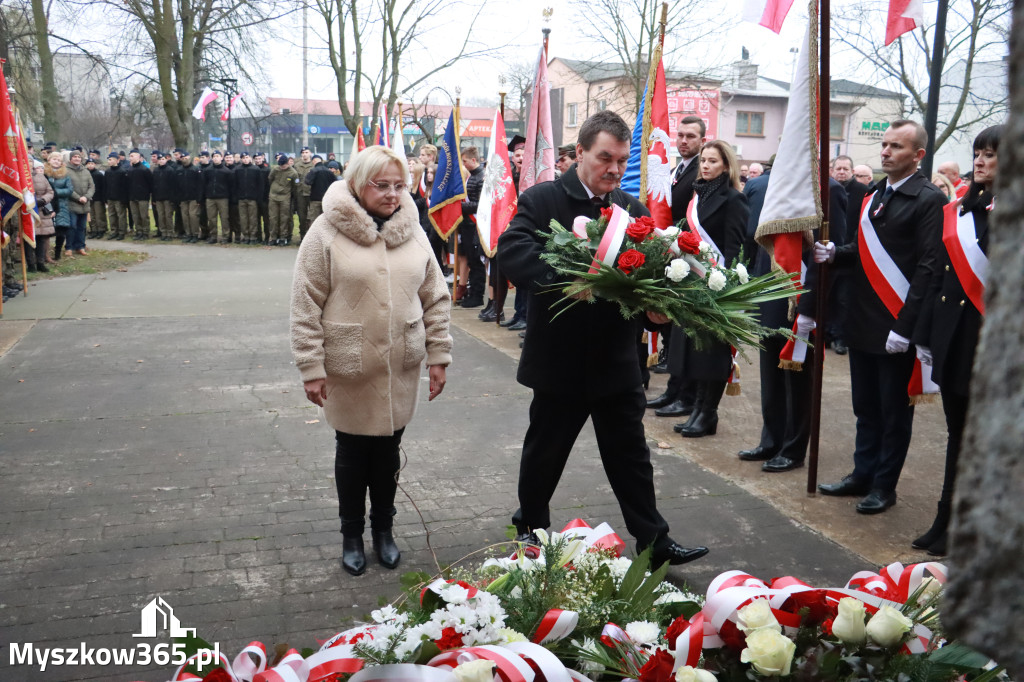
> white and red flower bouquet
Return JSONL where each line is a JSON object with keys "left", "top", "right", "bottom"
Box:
{"left": 540, "top": 206, "right": 799, "bottom": 348}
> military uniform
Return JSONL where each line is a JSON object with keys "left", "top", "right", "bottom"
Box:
{"left": 233, "top": 159, "right": 264, "bottom": 243}
{"left": 177, "top": 158, "right": 204, "bottom": 242}
{"left": 203, "top": 159, "right": 233, "bottom": 243}
{"left": 268, "top": 161, "right": 298, "bottom": 244}
{"left": 151, "top": 160, "right": 178, "bottom": 239}
{"left": 292, "top": 155, "right": 316, "bottom": 240}
{"left": 305, "top": 163, "right": 338, "bottom": 224}
{"left": 104, "top": 156, "right": 129, "bottom": 239}
{"left": 127, "top": 160, "right": 153, "bottom": 240}
{"left": 87, "top": 163, "right": 107, "bottom": 238}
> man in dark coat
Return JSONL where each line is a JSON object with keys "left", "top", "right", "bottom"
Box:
{"left": 86, "top": 158, "right": 107, "bottom": 239}
{"left": 151, "top": 153, "right": 178, "bottom": 240}
{"left": 233, "top": 152, "right": 265, "bottom": 243}
{"left": 104, "top": 153, "right": 130, "bottom": 240}
{"left": 814, "top": 120, "right": 946, "bottom": 514}
{"left": 203, "top": 151, "right": 234, "bottom": 243}
{"left": 177, "top": 152, "right": 204, "bottom": 243}
{"left": 126, "top": 149, "right": 153, "bottom": 240}
{"left": 497, "top": 110, "right": 709, "bottom": 567}
{"left": 457, "top": 147, "right": 487, "bottom": 308}
{"left": 648, "top": 115, "right": 706, "bottom": 416}
{"left": 827, "top": 155, "right": 868, "bottom": 354}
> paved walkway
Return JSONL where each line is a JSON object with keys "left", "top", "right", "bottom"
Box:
{"left": 0, "top": 242, "right": 947, "bottom": 681}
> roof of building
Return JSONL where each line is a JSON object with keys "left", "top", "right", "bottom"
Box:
{"left": 264, "top": 97, "right": 515, "bottom": 121}
{"left": 553, "top": 58, "right": 722, "bottom": 86}
{"left": 831, "top": 79, "right": 904, "bottom": 100}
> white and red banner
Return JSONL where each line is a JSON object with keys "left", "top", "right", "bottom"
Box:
{"left": 589, "top": 205, "right": 631, "bottom": 274}
{"left": 192, "top": 87, "right": 218, "bottom": 121}
{"left": 885, "top": 0, "right": 924, "bottom": 46}
{"left": 476, "top": 109, "right": 518, "bottom": 257}
{"left": 379, "top": 103, "right": 391, "bottom": 148}
{"left": 220, "top": 91, "right": 245, "bottom": 121}
{"left": 742, "top": 0, "right": 795, "bottom": 33}
{"left": 392, "top": 103, "right": 410, "bottom": 184}
{"left": 0, "top": 67, "right": 36, "bottom": 248}
{"left": 644, "top": 60, "right": 673, "bottom": 229}
{"left": 520, "top": 44, "right": 555, "bottom": 193}
{"left": 941, "top": 201, "right": 987, "bottom": 315}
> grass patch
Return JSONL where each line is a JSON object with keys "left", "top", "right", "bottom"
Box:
{"left": 27, "top": 249, "right": 150, "bottom": 281}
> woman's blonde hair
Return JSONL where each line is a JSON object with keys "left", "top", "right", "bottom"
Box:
{"left": 346, "top": 145, "right": 408, "bottom": 203}
{"left": 701, "top": 139, "right": 742, "bottom": 190}
{"left": 44, "top": 152, "right": 67, "bottom": 179}
{"left": 931, "top": 172, "right": 955, "bottom": 202}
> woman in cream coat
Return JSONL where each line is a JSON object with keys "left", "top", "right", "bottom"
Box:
{"left": 291, "top": 146, "right": 452, "bottom": 576}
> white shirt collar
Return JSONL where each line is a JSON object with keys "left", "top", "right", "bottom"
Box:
{"left": 886, "top": 173, "right": 914, "bottom": 192}
{"left": 582, "top": 181, "right": 606, "bottom": 202}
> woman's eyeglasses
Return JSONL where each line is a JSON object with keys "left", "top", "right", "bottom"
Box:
{"left": 367, "top": 180, "right": 407, "bottom": 195}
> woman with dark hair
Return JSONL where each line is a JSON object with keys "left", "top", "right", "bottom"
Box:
{"left": 672, "top": 139, "right": 749, "bottom": 438}
{"left": 911, "top": 124, "right": 1002, "bottom": 556}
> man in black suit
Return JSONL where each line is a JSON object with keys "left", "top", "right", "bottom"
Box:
{"left": 827, "top": 155, "right": 868, "bottom": 354}
{"left": 647, "top": 115, "right": 705, "bottom": 418}
{"left": 814, "top": 120, "right": 946, "bottom": 513}
{"left": 498, "top": 111, "right": 709, "bottom": 567}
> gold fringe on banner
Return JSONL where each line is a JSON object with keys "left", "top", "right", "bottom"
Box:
{"left": 778, "top": 359, "right": 805, "bottom": 371}
{"left": 909, "top": 393, "right": 940, "bottom": 406}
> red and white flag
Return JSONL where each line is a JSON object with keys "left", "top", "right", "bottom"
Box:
{"left": 520, "top": 44, "right": 555, "bottom": 193}
{"left": 0, "top": 68, "right": 36, "bottom": 247}
{"left": 643, "top": 60, "right": 673, "bottom": 229}
{"left": 191, "top": 87, "right": 218, "bottom": 121}
{"left": 220, "top": 91, "right": 245, "bottom": 121}
{"left": 476, "top": 109, "right": 518, "bottom": 257}
{"left": 742, "top": 0, "right": 795, "bottom": 34}
{"left": 885, "top": 0, "right": 924, "bottom": 46}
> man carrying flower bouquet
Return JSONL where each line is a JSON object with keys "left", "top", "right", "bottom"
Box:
{"left": 497, "top": 110, "right": 710, "bottom": 567}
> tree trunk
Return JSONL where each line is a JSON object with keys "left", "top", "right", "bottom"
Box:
{"left": 29, "top": 0, "right": 59, "bottom": 142}
{"left": 944, "top": 1, "right": 1024, "bottom": 677}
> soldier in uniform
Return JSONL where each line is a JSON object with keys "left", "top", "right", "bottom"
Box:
{"left": 254, "top": 152, "right": 271, "bottom": 243}
{"left": 151, "top": 153, "right": 178, "bottom": 240}
{"left": 292, "top": 147, "right": 316, "bottom": 242}
{"left": 233, "top": 152, "right": 264, "bottom": 244}
{"left": 86, "top": 157, "right": 107, "bottom": 239}
{"left": 197, "top": 151, "right": 211, "bottom": 240}
{"left": 127, "top": 149, "right": 153, "bottom": 240}
{"left": 177, "top": 151, "right": 204, "bottom": 243}
{"left": 203, "top": 150, "right": 234, "bottom": 243}
{"left": 104, "top": 153, "right": 129, "bottom": 240}
{"left": 305, "top": 158, "right": 339, "bottom": 224}
{"left": 268, "top": 154, "right": 299, "bottom": 245}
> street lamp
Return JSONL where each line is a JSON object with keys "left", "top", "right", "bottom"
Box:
{"left": 220, "top": 78, "right": 238, "bottom": 153}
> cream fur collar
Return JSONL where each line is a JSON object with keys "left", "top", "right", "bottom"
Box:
{"left": 321, "top": 180, "right": 417, "bottom": 249}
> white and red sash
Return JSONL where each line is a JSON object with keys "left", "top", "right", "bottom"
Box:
{"left": 941, "top": 201, "right": 987, "bottom": 315}
{"left": 778, "top": 262, "right": 810, "bottom": 370}
{"left": 686, "top": 195, "right": 723, "bottom": 266}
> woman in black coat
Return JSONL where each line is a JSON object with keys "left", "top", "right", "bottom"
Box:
{"left": 673, "top": 140, "right": 749, "bottom": 438}
{"left": 910, "top": 124, "right": 1002, "bottom": 556}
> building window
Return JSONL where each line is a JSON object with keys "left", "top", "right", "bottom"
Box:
{"left": 736, "top": 111, "right": 765, "bottom": 136}
{"left": 567, "top": 103, "right": 578, "bottom": 127}
{"left": 829, "top": 114, "right": 845, "bottom": 140}
{"left": 597, "top": 99, "right": 608, "bottom": 111}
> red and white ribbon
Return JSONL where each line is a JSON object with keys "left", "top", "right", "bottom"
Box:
{"left": 532, "top": 609, "right": 579, "bottom": 644}
{"left": 685, "top": 196, "right": 723, "bottom": 266}
{"left": 572, "top": 215, "right": 590, "bottom": 239}
{"left": 942, "top": 201, "right": 987, "bottom": 315}
{"left": 588, "top": 204, "right": 630, "bottom": 274}
{"left": 559, "top": 519, "right": 626, "bottom": 556}
{"left": 429, "top": 645, "right": 535, "bottom": 682}
{"left": 349, "top": 663, "right": 455, "bottom": 682}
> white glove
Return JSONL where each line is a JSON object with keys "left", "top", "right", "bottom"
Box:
{"left": 795, "top": 314, "right": 817, "bottom": 338}
{"left": 813, "top": 241, "right": 835, "bottom": 264}
{"left": 885, "top": 330, "right": 911, "bottom": 354}
{"left": 916, "top": 345, "right": 933, "bottom": 366}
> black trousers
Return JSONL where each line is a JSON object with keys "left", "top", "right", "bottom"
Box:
{"left": 849, "top": 348, "right": 916, "bottom": 492}
{"left": 665, "top": 326, "right": 697, "bottom": 405}
{"left": 512, "top": 387, "right": 670, "bottom": 548}
{"left": 939, "top": 388, "right": 968, "bottom": 503}
{"left": 754, "top": 332, "right": 813, "bottom": 460}
{"left": 334, "top": 428, "right": 404, "bottom": 536}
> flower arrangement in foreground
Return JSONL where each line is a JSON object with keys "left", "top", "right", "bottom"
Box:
{"left": 165, "top": 520, "right": 1008, "bottom": 682}
{"left": 539, "top": 206, "right": 800, "bottom": 349}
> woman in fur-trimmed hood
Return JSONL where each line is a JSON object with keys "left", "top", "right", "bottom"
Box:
{"left": 290, "top": 145, "right": 452, "bottom": 577}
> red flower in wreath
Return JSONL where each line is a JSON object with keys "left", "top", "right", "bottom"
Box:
{"left": 600, "top": 206, "right": 615, "bottom": 222}
{"left": 626, "top": 216, "right": 656, "bottom": 243}
{"left": 677, "top": 230, "right": 702, "bottom": 255}
{"left": 435, "top": 626, "right": 465, "bottom": 651}
{"left": 617, "top": 248, "right": 646, "bottom": 274}
{"left": 637, "top": 648, "right": 676, "bottom": 682}
{"left": 202, "top": 669, "right": 234, "bottom": 682}
{"left": 665, "top": 614, "right": 690, "bottom": 649}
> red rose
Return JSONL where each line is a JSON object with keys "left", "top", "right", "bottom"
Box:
{"left": 625, "top": 216, "right": 656, "bottom": 243}
{"left": 637, "top": 648, "right": 676, "bottom": 682}
{"left": 435, "top": 626, "right": 464, "bottom": 651}
{"left": 617, "top": 248, "right": 646, "bottom": 274}
{"left": 202, "top": 669, "right": 234, "bottom": 682}
{"left": 600, "top": 206, "right": 614, "bottom": 222}
{"left": 665, "top": 614, "right": 690, "bottom": 649}
{"left": 677, "top": 230, "right": 701, "bottom": 255}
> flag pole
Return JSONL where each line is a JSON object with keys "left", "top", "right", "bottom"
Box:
{"left": 494, "top": 87, "right": 508, "bottom": 326}
{"left": 638, "top": 3, "right": 668, "bottom": 206}
{"left": 451, "top": 96, "right": 461, "bottom": 303}
{"left": 807, "top": 0, "right": 831, "bottom": 494}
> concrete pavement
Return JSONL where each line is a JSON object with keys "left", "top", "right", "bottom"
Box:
{"left": 0, "top": 241, "right": 948, "bottom": 681}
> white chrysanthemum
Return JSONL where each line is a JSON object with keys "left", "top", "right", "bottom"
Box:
{"left": 698, "top": 241, "right": 711, "bottom": 255}
{"left": 665, "top": 258, "right": 691, "bottom": 282}
{"left": 509, "top": 585, "right": 523, "bottom": 599}
{"left": 371, "top": 605, "right": 404, "bottom": 623}
{"left": 625, "top": 620, "right": 661, "bottom": 645}
{"left": 734, "top": 263, "right": 749, "bottom": 283}
{"left": 654, "top": 590, "right": 690, "bottom": 605}
{"left": 500, "top": 628, "right": 529, "bottom": 644}
{"left": 442, "top": 584, "right": 471, "bottom": 604}
{"left": 603, "top": 556, "right": 634, "bottom": 580}
{"left": 574, "top": 638, "right": 605, "bottom": 674}
{"left": 707, "top": 269, "right": 727, "bottom": 291}
{"left": 661, "top": 226, "right": 681, "bottom": 240}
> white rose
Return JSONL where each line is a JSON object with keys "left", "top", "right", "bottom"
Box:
{"left": 675, "top": 665, "right": 717, "bottom": 682}
{"left": 831, "top": 598, "right": 867, "bottom": 645}
{"left": 866, "top": 605, "right": 913, "bottom": 647}
{"left": 734, "top": 263, "right": 749, "bottom": 284}
{"left": 625, "top": 620, "right": 661, "bottom": 645}
{"left": 698, "top": 240, "right": 711, "bottom": 255}
{"left": 707, "top": 269, "right": 727, "bottom": 291}
{"left": 740, "top": 629, "right": 796, "bottom": 676}
{"left": 737, "top": 599, "right": 781, "bottom": 635}
{"left": 661, "top": 226, "right": 681, "bottom": 240}
{"left": 453, "top": 659, "right": 496, "bottom": 682}
{"left": 665, "top": 258, "right": 691, "bottom": 282}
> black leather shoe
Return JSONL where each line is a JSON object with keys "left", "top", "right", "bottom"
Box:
{"left": 479, "top": 310, "right": 505, "bottom": 323}
{"left": 507, "top": 319, "right": 527, "bottom": 331}
{"left": 372, "top": 530, "right": 401, "bottom": 569}
{"left": 514, "top": 531, "right": 541, "bottom": 546}
{"left": 645, "top": 392, "right": 674, "bottom": 409}
{"left": 654, "top": 400, "right": 693, "bottom": 417}
{"left": 762, "top": 455, "right": 804, "bottom": 472}
{"left": 499, "top": 315, "right": 523, "bottom": 328}
{"left": 832, "top": 340, "right": 848, "bottom": 355}
{"left": 651, "top": 540, "right": 709, "bottom": 567}
{"left": 650, "top": 361, "right": 670, "bottom": 374}
{"left": 926, "top": 532, "right": 947, "bottom": 557}
{"left": 477, "top": 301, "right": 494, "bottom": 319}
{"left": 681, "top": 410, "right": 718, "bottom": 438}
{"left": 818, "top": 475, "right": 870, "bottom": 497}
{"left": 518, "top": 331, "right": 526, "bottom": 338}
{"left": 738, "top": 446, "right": 775, "bottom": 461}
{"left": 856, "top": 489, "right": 897, "bottom": 514}
{"left": 341, "top": 535, "right": 366, "bottom": 576}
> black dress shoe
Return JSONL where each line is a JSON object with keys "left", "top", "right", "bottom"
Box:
{"left": 818, "top": 475, "right": 870, "bottom": 497}
{"left": 738, "top": 446, "right": 775, "bottom": 461}
{"left": 479, "top": 310, "right": 505, "bottom": 323}
{"left": 513, "top": 531, "right": 541, "bottom": 546}
{"left": 646, "top": 392, "right": 674, "bottom": 409}
{"left": 477, "top": 301, "right": 494, "bottom": 319}
{"left": 499, "top": 315, "right": 523, "bottom": 328}
{"left": 762, "top": 455, "right": 804, "bottom": 473}
{"left": 680, "top": 410, "right": 717, "bottom": 438}
{"left": 832, "top": 340, "right": 848, "bottom": 355}
{"left": 341, "top": 535, "right": 366, "bottom": 576}
{"left": 856, "top": 489, "right": 897, "bottom": 514}
{"left": 372, "top": 530, "right": 401, "bottom": 569}
{"left": 650, "top": 361, "right": 670, "bottom": 374}
{"left": 518, "top": 331, "right": 526, "bottom": 338}
{"left": 654, "top": 400, "right": 693, "bottom": 417}
{"left": 507, "top": 319, "right": 527, "bottom": 331}
{"left": 651, "top": 540, "right": 709, "bottom": 567}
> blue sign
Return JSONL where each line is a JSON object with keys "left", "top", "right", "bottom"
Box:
{"left": 308, "top": 125, "right": 321, "bottom": 134}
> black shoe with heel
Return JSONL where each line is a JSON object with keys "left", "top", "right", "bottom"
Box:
{"left": 372, "top": 530, "right": 401, "bottom": 569}
{"left": 912, "top": 501, "right": 951, "bottom": 550}
{"left": 341, "top": 535, "right": 366, "bottom": 576}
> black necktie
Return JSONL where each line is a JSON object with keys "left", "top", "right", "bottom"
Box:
{"left": 674, "top": 162, "right": 685, "bottom": 183}
{"left": 591, "top": 196, "right": 607, "bottom": 208}
{"left": 874, "top": 185, "right": 894, "bottom": 217}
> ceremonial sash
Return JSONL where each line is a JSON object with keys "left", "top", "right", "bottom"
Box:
{"left": 726, "top": 347, "right": 741, "bottom": 396}
{"left": 686, "top": 195, "right": 723, "bottom": 266}
{"left": 857, "top": 192, "right": 908, "bottom": 319}
{"left": 941, "top": 201, "right": 987, "bottom": 315}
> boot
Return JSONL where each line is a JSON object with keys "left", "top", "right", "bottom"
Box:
{"left": 341, "top": 535, "right": 366, "bottom": 576}
{"left": 927, "top": 531, "right": 948, "bottom": 556}
{"left": 911, "top": 501, "right": 951, "bottom": 550}
{"left": 477, "top": 300, "right": 494, "bottom": 319}
{"left": 674, "top": 384, "right": 706, "bottom": 433}
{"left": 372, "top": 529, "right": 401, "bottom": 569}
{"left": 36, "top": 262, "right": 49, "bottom": 273}
{"left": 455, "top": 284, "right": 468, "bottom": 303}
{"left": 681, "top": 381, "right": 724, "bottom": 438}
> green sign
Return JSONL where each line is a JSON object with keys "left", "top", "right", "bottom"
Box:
{"left": 861, "top": 121, "right": 891, "bottom": 132}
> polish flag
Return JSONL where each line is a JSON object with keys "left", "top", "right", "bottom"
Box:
{"left": 643, "top": 59, "right": 673, "bottom": 229}
{"left": 476, "top": 109, "right": 518, "bottom": 257}
{"left": 885, "top": 0, "right": 924, "bottom": 45}
{"left": 520, "top": 43, "right": 555, "bottom": 193}
{"left": 191, "top": 87, "right": 218, "bottom": 121}
{"left": 391, "top": 104, "right": 409, "bottom": 184}
{"left": 378, "top": 104, "right": 390, "bottom": 148}
{"left": 742, "top": 0, "right": 795, "bottom": 34}
{"left": 220, "top": 92, "right": 245, "bottom": 121}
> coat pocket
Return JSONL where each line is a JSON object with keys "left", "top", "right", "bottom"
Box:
{"left": 403, "top": 318, "right": 427, "bottom": 369}
{"left": 323, "top": 321, "right": 363, "bottom": 378}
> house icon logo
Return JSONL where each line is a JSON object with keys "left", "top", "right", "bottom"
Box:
{"left": 133, "top": 597, "right": 197, "bottom": 638}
